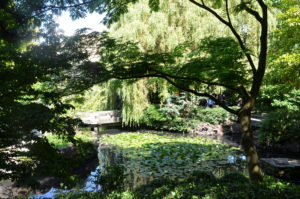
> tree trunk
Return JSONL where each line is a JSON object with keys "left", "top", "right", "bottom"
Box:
{"left": 239, "top": 107, "right": 263, "bottom": 182}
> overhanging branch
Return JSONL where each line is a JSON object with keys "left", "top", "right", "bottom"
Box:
{"left": 189, "top": 0, "right": 257, "bottom": 76}
{"left": 163, "top": 76, "right": 239, "bottom": 115}
{"left": 151, "top": 68, "right": 239, "bottom": 92}
{"left": 189, "top": 0, "right": 229, "bottom": 25}
{"left": 243, "top": 5, "right": 262, "bottom": 23}
{"left": 30, "top": 0, "right": 97, "bottom": 17}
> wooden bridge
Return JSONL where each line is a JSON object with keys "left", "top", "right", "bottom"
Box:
{"left": 76, "top": 110, "right": 122, "bottom": 132}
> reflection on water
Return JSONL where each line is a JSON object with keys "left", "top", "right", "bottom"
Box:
{"left": 30, "top": 152, "right": 103, "bottom": 198}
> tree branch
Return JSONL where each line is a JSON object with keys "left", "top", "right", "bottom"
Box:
{"left": 225, "top": 0, "right": 232, "bottom": 24}
{"left": 257, "top": 0, "right": 267, "bottom": 9}
{"left": 189, "top": 0, "right": 257, "bottom": 76}
{"left": 243, "top": 5, "right": 262, "bottom": 23}
{"left": 250, "top": 0, "right": 268, "bottom": 98}
{"left": 163, "top": 76, "right": 239, "bottom": 115}
{"left": 189, "top": 0, "right": 229, "bottom": 25}
{"left": 30, "top": 0, "right": 96, "bottom": 17}
{"left": 151, "top": 68, "right": 239, "bottom": 92}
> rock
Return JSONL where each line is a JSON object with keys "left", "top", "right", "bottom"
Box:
{"left": 229, "top": 123, "right": 242, "bottom": 134}
{"left": 192, "top": 123, "right": 223, "bottom": 136}
{"left": 260, "top": 158, "right": 300, "bottom": 181}
{"left": 37, "top": 176, "right": 59, "bottom": 189}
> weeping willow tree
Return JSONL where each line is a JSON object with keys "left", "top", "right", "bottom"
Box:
{"left": 103, "top": 79, "right": 150, "bottom": 126}
{"left": 105, "top": 0, "right": 276, "bottom": 125}
{"left": 121, "top": 79, "right": 150, "bottom": 126}
{"left": 63, "top": 85, "right": 108, "bottom": 115}
{"left": 110, "top": 0, "right": 276, "bottom": 55}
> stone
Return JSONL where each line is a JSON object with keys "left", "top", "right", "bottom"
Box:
{"left": 0, "top": 194, "right": 9, "bottom": 199}
{"left": 260, "top": 158, "right": 300, "bottom": 180}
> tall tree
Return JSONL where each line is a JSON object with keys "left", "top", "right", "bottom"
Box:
{"left": 104, "top": 0, "right": 275, "bottom": 126}
{"left": 1, "top": 0, "right": 273, "bottom": 182}
{"left": 69, "top": 0, "right": 269, "bottom": 182}
{"left": 265, "top": 0, "right": 300, "bottom": 91}
{"left": 0, "top": 0, "right": 99, "bottom": 181}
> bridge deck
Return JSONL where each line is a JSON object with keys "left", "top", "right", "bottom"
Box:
{"left": 77, "top": 110, "right": 121, "bottom": 126}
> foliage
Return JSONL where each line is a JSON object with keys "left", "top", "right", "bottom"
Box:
{"left": 141, "top": 98, "right": 197, "bottom": 133}
{"left": 57, "top": 171, "right": 300, "bottom": 199}
{"left": 259, "top": 89, "right": 300, "bottom": 144}
{"left": 142, "top": 104, "right": 167, "bottom": 127}
{"left": 195, "top": 107, "right": 238, "bottom": 125}
{"left": 121, "top": 79, "right": 150, "bottom": 126}
{"left": 142, "top": 103, "right": 237, "bottom": 133}
{"left": 47, "top": 130, "right": 97, "bottom": 149}
{"left": 261, "top": 0, "right": 300, "bottom": 102}
{"left": 257, "top": 0, "right": 299, "bottom": 112}
{"left": 258, "top": 89, "right": 300, "bottom": 144}
{"left": 0, "top": 1, "right": 88, "bottom": 181}
{"left": 271, "top": 89, "right": 300, "bottom": 111}
{"left": 46, "top": 133, "right": 72, "bottom": 148}
{"left": 259, "top": 109, "right": 300, "bottom": 145}
{"left": 94, "top": 165, "right": 127, "bottom": 193}
{"left": 64, "top": 85, "right": 108, "bottom": 115}
{"left": 110, "top": 0, "right": 273, "bottom": 58}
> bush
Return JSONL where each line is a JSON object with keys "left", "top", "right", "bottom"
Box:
{"left": 142, "top": 105, "right": 167, "bottom": 128}
{"left": 57, "top": 171, "right": 300, "bottom": 199}
{"left": 195, "top": 107, "right": 237, "bottom": 125}
{"left": 93, "top": 165, "right": 127, "bottom": 193}
{"left": 259, "top": 109, "right": 300, "bottom": 145}
{"left": 258, "top": 89, "right": 300, "bottom": 145}
{"left": 142, "top": 104, "right": 237, "bottom": 133}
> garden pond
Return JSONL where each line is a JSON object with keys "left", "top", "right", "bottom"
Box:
{"left": 32, "top": 131, "right": 247, "bottom": 198}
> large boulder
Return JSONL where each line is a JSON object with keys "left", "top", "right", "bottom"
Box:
{"left": 260, "top": 158, "right": 300, "bottom": 181}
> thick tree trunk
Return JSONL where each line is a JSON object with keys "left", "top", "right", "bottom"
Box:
{"left": 239, "top": 106, "right": 263, "bottom": 182}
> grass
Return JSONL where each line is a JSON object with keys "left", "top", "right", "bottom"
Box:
{"left": 46, "top": 130, "right": 96, "bottom": 148}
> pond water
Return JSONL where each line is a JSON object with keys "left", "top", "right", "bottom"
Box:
{"left": 98, "top": 145, "right": 247, "bottom": 190}
{"left": 30, "top": 131, "right": 247, "bottom": 198}
{"left": 30, "top": 154, "right": 103, "bottom": 198}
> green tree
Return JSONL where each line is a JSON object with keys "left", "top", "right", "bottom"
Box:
{"left": 0, "top": 0, "right": 97, "bottom": 181}
{"left": 265, "top": 0, "right": 300, "bottom": 91}
{"left": 0, "top": 0, "right": 276, "bottom": 183}
{"left": 70, "top": 0, "right": 269, "bottom": 182}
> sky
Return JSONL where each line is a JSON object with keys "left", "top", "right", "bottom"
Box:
{"left": 55, "top": 11, "right": 107, "bottom": 36}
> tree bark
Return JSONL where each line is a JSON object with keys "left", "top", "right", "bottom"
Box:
{"left": 239, "top": 100, "right": 263, "bottom": 182}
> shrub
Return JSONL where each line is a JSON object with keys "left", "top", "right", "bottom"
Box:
{"left": 195, "top": 107, "right": 237, "bottom": 125}
{"left": 142, "top": 104, "right": 237, "bottom": 133}
{"left": 259, "top": 109, "right": 300, "bottom": 145}
{"left": 142, "top": 105, "right": 167, "bottom": 128}
{"left": 93, "top": 165, "right": 127, "bottom": 193}
{"left": 57, "top": 171, "right": 300, "bottom": 199}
